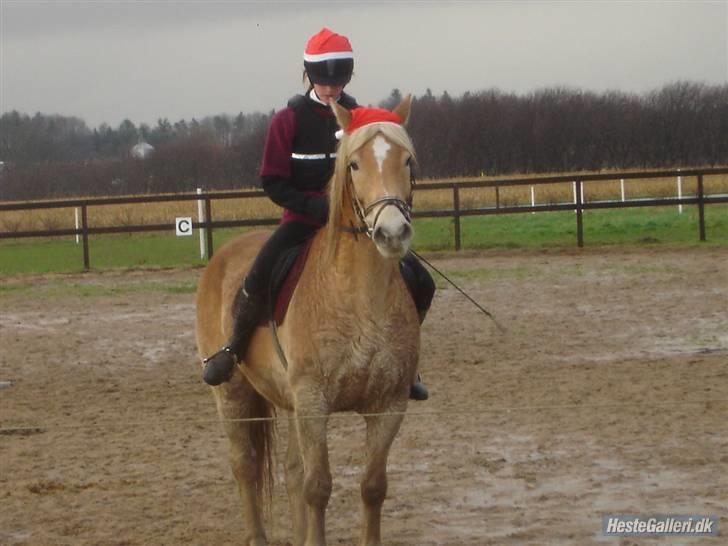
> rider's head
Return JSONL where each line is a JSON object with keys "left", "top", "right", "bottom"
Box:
{"left": 303, "top": 28, "right": 354, "bottom": 93}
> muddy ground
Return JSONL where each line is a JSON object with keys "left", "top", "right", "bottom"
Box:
{"left": 1, "top": 246, "right": 726, "bottom": 545}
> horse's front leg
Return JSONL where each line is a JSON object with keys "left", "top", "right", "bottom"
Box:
{"left": 286, "top": 413, "right": 306, "bottom": 546}
{"left": 359, "top": 405, "right": 406, "bottom": 546}
{"left": 293, "top": 387, "right": 331, "bottom": 546}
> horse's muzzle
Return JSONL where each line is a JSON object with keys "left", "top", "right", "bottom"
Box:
{"left": 372, "top": 216, "right": 413, "bottom": 258}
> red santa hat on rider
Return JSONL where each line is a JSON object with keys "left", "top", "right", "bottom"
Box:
{"left": 304, "top": 28, "right": 354, "bottom": 86}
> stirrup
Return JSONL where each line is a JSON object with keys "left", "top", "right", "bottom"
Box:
{"left": 202, "top": 346, "right": 238, "bottom": 386}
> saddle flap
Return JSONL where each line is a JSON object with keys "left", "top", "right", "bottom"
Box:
{"left": 268, "top": 238, "right": 315, "bottom": 326}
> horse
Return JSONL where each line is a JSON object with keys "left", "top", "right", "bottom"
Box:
{"left": 195, "top": 96, "right": 420, "bottom": 546}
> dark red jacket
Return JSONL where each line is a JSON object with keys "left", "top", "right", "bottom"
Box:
{"left": 260, "top": 91, "right": 358, "bottom": 225}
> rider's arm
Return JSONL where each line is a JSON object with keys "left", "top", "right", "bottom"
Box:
{"left": 259, "top": 108, "right": 328, "bottom": 224}
{"left": 262, "top": 176, "right": 329, "bottom": 224}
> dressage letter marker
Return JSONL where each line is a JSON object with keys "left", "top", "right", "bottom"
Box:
{"left": 175, "top": 217, "right": 193, "bottom": 236}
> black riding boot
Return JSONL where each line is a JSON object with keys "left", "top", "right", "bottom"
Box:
{"left": 202, "top": 286, "right": 265, "bottom": 386}
{"left": 409, "top": 307, "right": 431, "bottom": 401}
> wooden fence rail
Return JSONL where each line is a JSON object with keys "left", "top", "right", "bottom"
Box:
{"left": 2, "top": 167, "right": 727, "bottom": 270}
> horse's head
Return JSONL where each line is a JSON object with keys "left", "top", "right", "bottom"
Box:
{"left": 329, "top": 97, "right": 416, "bottom": 259}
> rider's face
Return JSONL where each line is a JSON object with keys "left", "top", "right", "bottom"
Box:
{"left": 312, "top": 83, "right": 345, "bottom": 104}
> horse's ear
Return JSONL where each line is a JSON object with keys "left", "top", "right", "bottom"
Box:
{"left": 393, "top": 94, "right": 412, "bottom": 125}
{"left": 331, "top": 100, "right": 352, "bottom": 131}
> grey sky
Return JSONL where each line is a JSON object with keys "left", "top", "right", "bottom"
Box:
{"left": 2, "top": 1, "right": 726, "bottom": 128}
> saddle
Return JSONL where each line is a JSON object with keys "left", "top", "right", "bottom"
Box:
{"left": 263, "top": 239, "right": 425, "bottom": 327}
{"left": 265, "top": 237, "right": 315, "bottom": 326}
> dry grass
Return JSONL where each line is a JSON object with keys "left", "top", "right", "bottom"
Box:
{"left": 2, "top": 171, "right": 726, "bottom": 233}
{"left": 414, "top": 171, "right": 728, "bottom": 211}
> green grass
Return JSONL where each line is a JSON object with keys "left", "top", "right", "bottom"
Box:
{"left": 0, "top": 232, "right": 211, "bottom": 274}
{"left": 412, "top": 204, "right": 728, "bottom": 250}
{"left": 1, "top": 205, "right": 726, "bottom": 276}
{"left": 0, "top": 279, "right": 197, "bottom": 298}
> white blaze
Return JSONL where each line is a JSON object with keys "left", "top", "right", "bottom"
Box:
{"left": 372, "top": 135, "right": 391, "bottom": 173}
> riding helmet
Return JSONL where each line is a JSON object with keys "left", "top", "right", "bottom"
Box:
{"left": 303, "top": 28, "right": 354, "bottom": 86}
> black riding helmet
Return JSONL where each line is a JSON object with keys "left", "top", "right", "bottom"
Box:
{"left": 303, "top": 28, "right": 354, "bottom": 86}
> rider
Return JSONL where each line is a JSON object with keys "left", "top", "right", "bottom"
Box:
{"left": 202, "top": 28, "right": 434, "bottom": 400}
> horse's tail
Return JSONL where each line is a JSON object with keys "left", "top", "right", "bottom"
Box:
{"left": 249, "top": 387, "right": 276, "bottom": 510}
{"left": 195, "top": 231, "right": 278, "bottom": 510}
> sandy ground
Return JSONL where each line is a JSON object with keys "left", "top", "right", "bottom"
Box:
{"left": 1, "top": 246, "right": 726, "bottom": 546}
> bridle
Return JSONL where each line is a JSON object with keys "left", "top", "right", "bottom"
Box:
{"left": 341, "top": 160, "right": 417, "bottom": 238}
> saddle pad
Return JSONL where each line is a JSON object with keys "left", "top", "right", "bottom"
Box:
{"left": 268, "top": 237, "right": 315, "bottom": 326}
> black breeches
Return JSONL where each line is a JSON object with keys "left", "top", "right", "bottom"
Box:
{"left": 400, "top": 252, "right": 435, "bottom": 316}
{"left": 244, "top": 221, "right": 319, "bottom": 297}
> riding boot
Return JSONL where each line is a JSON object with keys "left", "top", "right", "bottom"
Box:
{"left": 202, "top": 286, "right": 265, "bottom": 386}
{"left": 409, "top": 307, "right": 431, "bottom": 401}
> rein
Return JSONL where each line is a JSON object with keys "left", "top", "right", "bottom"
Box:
{"left": 409, "top": 248, "right": 507, "bottom": 333}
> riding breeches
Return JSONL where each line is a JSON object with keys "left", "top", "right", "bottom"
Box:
{"left": 243, "top": 220, "right": 320, "bottom": 297}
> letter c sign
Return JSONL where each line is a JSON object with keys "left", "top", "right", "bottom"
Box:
{"left": 175, "top": 217, "right": 193, "bottom": 236}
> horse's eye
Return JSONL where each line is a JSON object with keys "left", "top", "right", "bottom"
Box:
{"left": 349, "top": 161, "right": 359, "bottom": 171}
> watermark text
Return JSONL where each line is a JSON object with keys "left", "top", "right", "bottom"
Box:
{"left": 602, "top": 515, "right": 718, "bottom": 536}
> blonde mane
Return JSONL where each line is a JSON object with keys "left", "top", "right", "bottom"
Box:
{"left": 323, "top": 122, "right": 416, "bottom": 262}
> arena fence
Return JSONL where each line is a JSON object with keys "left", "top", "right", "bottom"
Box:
{"left": 1, "top": 167, "right": 727, "bottom": 270}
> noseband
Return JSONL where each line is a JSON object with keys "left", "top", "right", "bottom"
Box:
{"left": 342, "top": 164, "right": 416, "bottom": 238}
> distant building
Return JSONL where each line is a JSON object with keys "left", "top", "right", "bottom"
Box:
{"left": 131, "top": 141, "right": 154, "bottom": 159}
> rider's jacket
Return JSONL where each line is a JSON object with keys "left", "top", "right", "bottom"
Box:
{"left": 260, "top": 91, "right": 358, "bottom": 225}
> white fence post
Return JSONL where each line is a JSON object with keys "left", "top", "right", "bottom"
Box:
{"left": 620, "top": 178, "right": 625, "bottom": 202}
{"left": 573, "top": 181, "right": 585, "bottom": 213}
{"left": 74, "top": 207, "right": 80, "bottom": 244}
{"left": 677, "top": 169, "right": 683, "bottom": 214}
{"left": 530, "top": 185, "right": 535, "bottom": 214}
{"left": 197, "top": 188, "right": 206, "bottom": 259}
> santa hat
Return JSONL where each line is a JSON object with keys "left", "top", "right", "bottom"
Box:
{"left": 345, "top": 107, "right": 402, "bottom": 135}
{"left": 304, "top": 28, "right": 353, "bottom": 62}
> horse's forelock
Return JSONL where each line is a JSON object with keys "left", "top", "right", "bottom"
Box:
{"left": 324, "top": 123, "right": 415, "bottom": 263}
{"left": 330, "top": 122, "right": 415, "bottom": 197}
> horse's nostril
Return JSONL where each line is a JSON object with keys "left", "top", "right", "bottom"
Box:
{"left": 400, "top": 223, "right": 413, "bottom": 241}
{"left": 373, "top": 227, "right": 387, "bottom": 245}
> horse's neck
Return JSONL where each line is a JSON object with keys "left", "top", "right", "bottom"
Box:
{"left": 313, "top": 223, "right": 399, "bottom": 308}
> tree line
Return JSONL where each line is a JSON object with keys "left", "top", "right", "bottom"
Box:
{"left": 0, "top": 80, "right": 726, "bottom": 201}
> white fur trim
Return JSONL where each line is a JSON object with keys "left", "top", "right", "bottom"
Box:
{"left": 303, "top": 51, "right": 354, "bottom": 62}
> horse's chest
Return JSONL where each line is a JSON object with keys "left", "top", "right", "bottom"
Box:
{"left": 330, "top": 320, "right": 411, "bottom": 365}
{"left": 317, "top": 320, "right": 417, "bottom": 406}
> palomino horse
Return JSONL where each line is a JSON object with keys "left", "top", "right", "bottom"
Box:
{"left": 195, "top": 96, "right": 420, "bottom": 546}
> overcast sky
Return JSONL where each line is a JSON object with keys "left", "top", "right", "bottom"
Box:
{"left": 1, "top": 1, "right": 726, "bottom": 128}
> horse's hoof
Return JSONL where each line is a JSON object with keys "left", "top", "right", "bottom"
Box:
{"left": 409, "top": 381, "right": 429, "bottom": 401}
{"left": 202, "top": 348, "right": 237, "bottom": 386}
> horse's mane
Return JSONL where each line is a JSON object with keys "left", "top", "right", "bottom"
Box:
{"left": 323, "top": 122, "right": 416, "bottom": 263}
